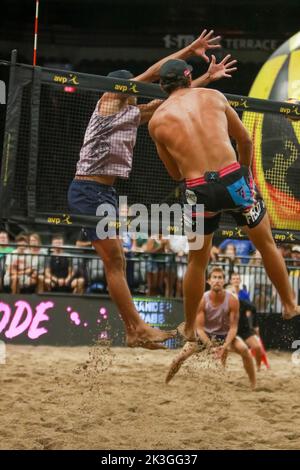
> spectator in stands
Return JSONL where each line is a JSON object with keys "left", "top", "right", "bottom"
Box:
{"left": 162, "top": 239, "right": 177, "bottom": 298}
{"left": 209, "top": 241, "right": 219, "bottom": 262}
{"left": 211, "top": 238, "right": 255, "bottom": 264}
{"left": 228, "top": 271, "right": 250, "bottom": 301}
{"left": 277, "top": 243, "right": 292, "bottom": 261}
{"left": 0, "top": 231, "right": 14, "bottom": 256}
{"left": 132, "top": 234, "right": 148, "bottom": 253}
{"left": 218, "top": 242, "right": 239, "bottom": 278}
{"left": 146, "top": 235, "right": 171, "bottom": 296}
{"left": 0, "top": 231, "right": 14, "bottom": 291}
{"left": 122, "top": 233, "right": 133, "bottom": 253}
{"left": 86, "top": 256, "right": 106, "bottom": 293}
{"left": 169, "top": 235, "right": 189, "bottom": 297}
{"left": 70, "top": 239, "right": 89, "bottom": 294}
{"left": 290, "top": 245, "right": 300, "bottom": 277}
{"left": 4, "top": 233, "right": 36, "bottom": 294}
{"left": 131, "top": 235, "right": 148, "bottom": 292}
{"left": 71, "top": 227, "right": 104, "bottom": 293}
{"left": 45, "top": 234, "right": 73, "bottom": 292}
{"left": 248, "top": 250, "right": 273, "bottom": 311}
{"left": 28, "top": 233, "right": 48, "bottom": 293}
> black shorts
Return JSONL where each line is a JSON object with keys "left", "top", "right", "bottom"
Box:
{"left": 238, "top": 327, "right": 256, "bottom": 341}
{"left": 206, "top": 333, "right": 227, "bottom": 344}
{"left": 184, "top": 162, "right": 266, "bottom": 235}
{"left": 68, "top": 180, "right": 119, "bottom": 241}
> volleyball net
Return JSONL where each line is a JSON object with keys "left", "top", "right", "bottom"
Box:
{"left": 1, "top": 55, "right": 300, "bottom": 241}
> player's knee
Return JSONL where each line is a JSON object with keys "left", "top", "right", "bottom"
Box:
{"left": 239, "top": 346, "right": 250, "bottom": 358}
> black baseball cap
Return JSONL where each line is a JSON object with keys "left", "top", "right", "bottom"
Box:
{"left": 159, "top": 59, "right": 193, "bottom": 81}
{"left": 107, "top": 69, "right": 134, "bottom": 79}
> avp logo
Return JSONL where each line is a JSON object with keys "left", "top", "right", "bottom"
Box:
{"left": 0, "top": 80, "right": 6, "bottom": 104}
{"left": 228, "top": 98, "right": 249, "bottom": 109}
{"left": 240, "top": 98, "right": 249, "bottom": 109}
{"left": 114, "top": 82, "right": 139, "bottom": 94}
{"left": 53, "top": 74, "right": 79, "bottom": 86}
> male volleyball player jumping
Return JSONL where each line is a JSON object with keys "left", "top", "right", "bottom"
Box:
{"left": 148, "top": 58, "right": 300, "bottom": 343}
{"left": 68, "top": 30, "right": 237, "bottom": 349}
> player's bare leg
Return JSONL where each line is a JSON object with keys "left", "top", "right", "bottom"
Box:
{"left": 165, "top": 341, "right": 198, "bottom": 383}
{"left": 182, "top": 234, "right": 213, "bottom": 340}
{"left": 92, "top": 238, "right": 176, "bottom": 348}
{"left": 246, "top": 335, "right": 263, "bottom": 371}
{"left": 231, "top": 338, "right": 256, "bottom": 389}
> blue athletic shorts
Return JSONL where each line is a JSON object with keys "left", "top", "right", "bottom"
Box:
{"left": 68, "top": 180, "right": 119, "bottom": 241}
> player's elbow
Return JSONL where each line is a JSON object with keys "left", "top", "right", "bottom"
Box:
{"left": 238, "top": 133, "right": 252, "bottom": 148}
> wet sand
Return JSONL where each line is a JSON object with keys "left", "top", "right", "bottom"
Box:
{"left": 1, "top": 345, "right": 300, "bottom": 450}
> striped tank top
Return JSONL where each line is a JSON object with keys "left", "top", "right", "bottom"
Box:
{"left": 203, "top": 290, "right": 231, "bottom": 336}
{"left": 76, "top": 102, "right": 141, "bottom": 178}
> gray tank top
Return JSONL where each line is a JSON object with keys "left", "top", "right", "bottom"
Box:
{"left": 76, "top": 102, "right": 141, "bottom": 178}
{"left": 203, "top": 290, "right": 231, "bottom": 336}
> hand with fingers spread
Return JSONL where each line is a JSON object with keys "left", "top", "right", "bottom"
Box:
{"left": 208, "top": 54, "right": 238, "bottom": 81}
{"left": 189, "top": 29, "right": 221, "bottom": 63}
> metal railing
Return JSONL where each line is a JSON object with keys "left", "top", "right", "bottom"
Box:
{"left": 0, "top": 243, "right": 299, "bottom": 313}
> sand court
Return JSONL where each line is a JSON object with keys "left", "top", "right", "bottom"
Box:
{"left": 1, "top": 345, "right": 300, "bottom": 450}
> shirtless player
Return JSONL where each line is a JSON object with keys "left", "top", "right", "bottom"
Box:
{"left": 149, "top": 58, "right": 300, "bottom": 343}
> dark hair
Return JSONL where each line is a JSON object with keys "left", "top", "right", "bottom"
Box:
{"left": 16, "top": 233, "right": 28, "bottom": 243}
{"left": 230, "top": 272, "right": 240, "bottom": 279}
{"left": 52, "top": 233, "right": 64, "bottom": 242}
{"left": 160, "top": 76, "right": 190, "bottom": 95}
{"left": 208, "top": 266, "right": 225, "bottom": 279}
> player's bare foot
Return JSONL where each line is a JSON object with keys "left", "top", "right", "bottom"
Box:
{"left": 126, "top": 325, "right": 176, "bottom": 349}
{"left": 127, "top": 338, "right": 167, "bottom": 350}
{"left": 250, "top": 380, "right": 257, "bottom": 391}
{"left": 282, "top": 305, "right": 300, "bottom": 320}
{"left": 177, "top": 322, "right": 197, "bottom": 342}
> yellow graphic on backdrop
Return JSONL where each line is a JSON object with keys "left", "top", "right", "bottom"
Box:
{"left": 265, "top": 141, "right": 298, "bottom": 198}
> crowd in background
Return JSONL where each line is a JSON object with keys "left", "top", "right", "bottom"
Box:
{"left": 0, "top": 229, "right": 299, "bottom": 313}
